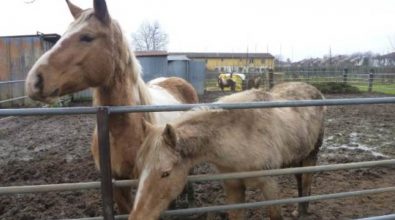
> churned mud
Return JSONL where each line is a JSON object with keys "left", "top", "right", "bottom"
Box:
{"left": 0, "top": 93, "right": 394, "bottom": 220}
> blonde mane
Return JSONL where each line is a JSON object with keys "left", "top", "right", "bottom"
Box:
{"left": 111, "top": 20, "right": 156, "bottom": 123}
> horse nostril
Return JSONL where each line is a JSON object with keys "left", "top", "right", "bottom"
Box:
{"left": 35, "top": 73, "right": 44, "bottom": 92}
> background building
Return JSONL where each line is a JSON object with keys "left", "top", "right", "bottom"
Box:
{"left": 0, "top": 33, "right": 60, "bottom": 106}
{"left": 170, "top": 52, "right": 275, "bottom": 73}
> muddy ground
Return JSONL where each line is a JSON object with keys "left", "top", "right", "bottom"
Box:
{"left": 0, "top": 92, "right": 394, "bottom": 220}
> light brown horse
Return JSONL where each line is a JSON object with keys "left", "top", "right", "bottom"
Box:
{"left": 131, "top": 82, "right": 325, "bottom": 220}
{"left": 25, "top": 0, "right": 198, "bottom": 214}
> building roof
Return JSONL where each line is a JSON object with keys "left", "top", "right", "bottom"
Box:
{"left": 167, "top": 55, "right": 190, "bottom": 61}
{"left": 170, "top": 52, "right": 274, "bottom": 59}
{"left": 0, "top": 33, "right": 61, "bottom": 43}
{"left": 134, "top": 51, "right": 274, "bottom": 59}
{"left": 134, "top": 51, "right": 168, "bottom": 57}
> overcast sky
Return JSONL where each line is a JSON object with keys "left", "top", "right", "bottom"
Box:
{"left": 1, "top": 0, "right": 395, "bottom": 61}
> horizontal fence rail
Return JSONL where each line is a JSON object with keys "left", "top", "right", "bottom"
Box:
{"left": 1, "top": 159, "right": 394, "bottom": 195}
{"left": 1, "top": 97, "right": 395, "bottom": 117}
{"left": 0, "top": 79, "right": 25, "bottom": 85}
{"left": 358, "top": 214, "right": 395, "bottom": 220}
{"left": 63, "top": 187, "right": 395, "bottom": 220}
{"left": 0, "top": 96, "right": 28, "bottom": 104}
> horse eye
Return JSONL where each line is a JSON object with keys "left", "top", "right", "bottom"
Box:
{"left": 161, "top": 171, "right": 170, "bottom": 178}
{"left": 80, "top": 35, "right": 94, "bottom": 43}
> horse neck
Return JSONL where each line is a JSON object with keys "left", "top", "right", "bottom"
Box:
{"left": 92, "top": 30, "right": 156, "bottom": 125}
{"left": 175, "top": 116, "right": 217, "bottom": 164}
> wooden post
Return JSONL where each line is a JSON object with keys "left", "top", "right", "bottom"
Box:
{"left": 368, "top": 69, "right": 374, "bottom": 93}
{"left": 343, "top": 68, "right": 348, "bottom": 84}
{"left": 268, "top": 69, "right": 274, "bottom": 89}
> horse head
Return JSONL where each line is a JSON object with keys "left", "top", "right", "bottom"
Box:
{"left": 131, "top": 122, "right": 190, "bottom": 220}
{"left": 25, "top": 0, "right": 124, "bottom": 103}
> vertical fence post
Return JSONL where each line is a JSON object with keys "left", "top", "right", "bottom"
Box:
{"left": 368, "top": 69, "right": 374, "bottom": 93}
{"left": 97, "top": 107, "right": 115, "bottom": 220}
{"left": 343, "top": 68, "right": 348, "bottom": 84}
{"left": 268, "top": 69, "right": 274, "bottom": 89}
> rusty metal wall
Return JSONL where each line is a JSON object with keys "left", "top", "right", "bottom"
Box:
{"left": 0, "top": 36, "right": 53, "bottom": 107}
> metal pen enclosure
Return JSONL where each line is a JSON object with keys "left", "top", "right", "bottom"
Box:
{"left": 0, "top": 97, "right": 395, "bottom": 220}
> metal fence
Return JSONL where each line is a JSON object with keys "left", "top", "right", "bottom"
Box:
{"left": 205, "top": 71, "right": 395, "bottom": 93}
{"left": 1, "top": 97, "right": 395, "bottom": 220}
{"left": 0, "top": 80, "right": 29, "bottom": 106}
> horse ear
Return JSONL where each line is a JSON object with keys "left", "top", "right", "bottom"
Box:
{"left": 94, "top": 0, "right": 110, "bottom": 24}
{"left": 162, "top": 124, "right": 177, "bottom": 148}
{"left": 66, "top": 0, "right": 83, "bottom": 19}
{"left": 141, "top": 118, "right": 154, "bottom": 136}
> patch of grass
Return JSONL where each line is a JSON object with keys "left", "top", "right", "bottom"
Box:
{"left": 311, "top": 82, "right": 361, "bottom": 94}
{"left": 352, "top": 83, "right": 395, "bottom": 95}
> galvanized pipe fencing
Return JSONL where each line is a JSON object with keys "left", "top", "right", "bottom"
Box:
{"left": 1, "top": 159, "right": 394, "bottom": 195}
{"left": 0, "top": 95, "right": 28, "bottom": 104}
{"left": 1, "top": 97, "right": 395, "bottom": 220}
{"left": 64, "top": 186, "right": 395, "bottom": 220}
{"left": 0, "top": 79, "right": 25, "bottom": 85}
{"left": 1, "top": 97, "right": 395, "bottom": 117}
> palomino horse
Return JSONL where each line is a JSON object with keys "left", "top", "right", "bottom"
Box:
{"left": 131, "top": 82, "right": 325, "bottom": 220}
{"left": 25, "top": 0, "right": 198, "bottom": 214}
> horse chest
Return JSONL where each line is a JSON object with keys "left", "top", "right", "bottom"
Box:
{"left": 91, "top": 132, "right": 138, "bottom": 179}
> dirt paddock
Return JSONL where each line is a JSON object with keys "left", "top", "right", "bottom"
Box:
{"left": 0, "top": 92, "right": 394, "bottom": 220}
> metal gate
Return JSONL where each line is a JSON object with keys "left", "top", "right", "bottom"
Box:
{"left": 1, "top": 97, "right": 395, "bottom": 220}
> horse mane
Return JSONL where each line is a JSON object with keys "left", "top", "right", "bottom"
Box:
{"left": 112, "top": 20, "right": 157, "bottom": 123}
{"left": 135, "top": 126, "right": 180, "bottom": 174}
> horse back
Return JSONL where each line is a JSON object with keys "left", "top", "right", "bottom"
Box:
{"left": 214, "top": 83, "right": 325, "bottom": 168}
{"left": 149, "top": 77, "right": 198, "bottom": 104}
{"left": 270, "top": 82, "right": 324, "bottom": 101}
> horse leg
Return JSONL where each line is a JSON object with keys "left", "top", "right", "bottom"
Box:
{"left": 223, "top": 179, "right": 246, "bottom": 220}
{"left": 294, "top": 155, "right": 316, "bottom": 218}
{"left": 294, "top": 130, "right": 323, "bottom": 218}
{"left": 231, "top": 82, "right": 236, "bottom": 92}
{"left": 113, "top": 186, "right": 132, "bottom": 214}
{"left": 245, "top": 177, "right": 283, "bottom": 220}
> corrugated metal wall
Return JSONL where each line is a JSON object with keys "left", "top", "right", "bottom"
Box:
{"left": 139, "top": 56, "right": 168, "bottom": 81}
{"left": 168, "top": 60, "right": 188, "bottom": 79}
{"left": 0, "top": 36, "right": 53, "bottom": 107}
{"left": 168, "top": 59, "right": 206, "bottom": 94}
{"left": 188, "top": 60, "right": 206, "bottom": 94}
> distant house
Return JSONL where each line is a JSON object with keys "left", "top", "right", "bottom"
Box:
{"left": 0, "top": 33, "right": 61, "bottom": 106}
{"left": 170, "top": 52, "right": 275, "bottom": 73}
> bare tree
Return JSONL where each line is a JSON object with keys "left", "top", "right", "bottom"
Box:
{"left": 132, "top": 21, "right": 169, "bottom": 51}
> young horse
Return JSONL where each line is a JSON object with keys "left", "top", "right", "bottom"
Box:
{"left": 25, "top": 0, "right": 198, "bottom": 213}
{"left": 131, "top": 82, "right": 325, "bottom": 220}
